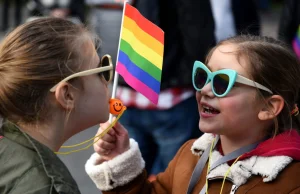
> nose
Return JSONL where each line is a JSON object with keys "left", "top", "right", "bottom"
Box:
{"left": 200, "top": 81, "right": 214, "bottom": 97}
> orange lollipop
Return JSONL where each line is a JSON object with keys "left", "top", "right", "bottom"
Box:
{"left": 109, "top": 99, "right": 126, "bottom": 115}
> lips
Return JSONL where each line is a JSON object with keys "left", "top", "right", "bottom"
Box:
{"left": 203, "top": 105, "right": 220, "bottom": 114}
{"left": 200, "top": 102, "right": 220, "bottom": 118}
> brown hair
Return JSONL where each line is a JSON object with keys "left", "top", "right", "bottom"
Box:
{"left": 0, "top": 17, "right": 98, "bottom": 124}
{"left": 205, "top": 35, "right": 300, "bottom": 135}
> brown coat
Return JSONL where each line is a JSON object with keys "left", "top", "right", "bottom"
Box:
{"left": 86, "top": 134, "right": 300, "bottom": 194}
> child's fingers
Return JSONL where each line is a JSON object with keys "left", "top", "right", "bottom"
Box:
{"left": 107, "top": 128, "right": 116, "bottom": 136}
{"left": 113, "top": 122, "right": 128, "bottom": 136}
{"left": 95, "top": 120, "right": 130, "bottom": 158}
{"left": 94, "top": 143, "right": 111, "bottom": 155}
{"left": 97, "top": 140, "right": 116, "bottom": 150}
{"left": 101, "top": 132, "right": 116, "bottom": 143}
{"left": 96, "top": 123, "right": 115, "bottom": 138}
{"left": 98, "top": 121, "right": 113, "bottom": 133}
{"left": 99, "top": 119, "right": 125, "bottom": 137}
{"left": 94, "top": 130, "right": 116, "bottom": 145}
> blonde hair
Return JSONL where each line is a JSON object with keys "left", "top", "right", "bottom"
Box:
{"left": 0, "top": 17, "right": 98, "bottom": 124}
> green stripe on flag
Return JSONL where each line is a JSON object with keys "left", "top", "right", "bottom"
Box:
{"left": 120, "top": 39, "right": 162, "bottom": 82}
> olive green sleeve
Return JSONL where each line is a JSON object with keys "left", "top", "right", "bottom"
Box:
{"left": 8, "top": 164, "right": 54, "bottom": 194}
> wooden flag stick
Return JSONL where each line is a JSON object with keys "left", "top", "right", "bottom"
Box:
{"left": 109, "top": 0, "right": 128, "bottom": 123}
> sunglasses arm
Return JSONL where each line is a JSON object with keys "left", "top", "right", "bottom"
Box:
{"left": 236, "top": 75, "right": 273, "bottom": 94}
{"left": 49, "top": 66, "right": 113, "bottom": 92}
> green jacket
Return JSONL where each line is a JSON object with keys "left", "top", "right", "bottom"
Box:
{"left": 0, "top": 121, "right": 81, "bottom": 194}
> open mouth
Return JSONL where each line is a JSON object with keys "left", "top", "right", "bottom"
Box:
{"left": 202, "top": 105, "right": 220, "bottom": 114}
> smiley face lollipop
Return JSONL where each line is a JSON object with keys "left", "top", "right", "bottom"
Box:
{"left": 109, "top": 99, "right": 126, "bottom": 115}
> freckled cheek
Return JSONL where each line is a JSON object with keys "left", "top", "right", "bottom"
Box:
{"left": 219, "top": 98, "right": 246, "bottom": 115}
{"left": 218, "top": 99, "right": 247, "bottom": 130}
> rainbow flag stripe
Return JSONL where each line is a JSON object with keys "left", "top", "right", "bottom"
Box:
{"left": 292, "top": 25, "right": 300, "bottom": 59}
{"left": 116, "top": 3, "right": 164, "bottom": 104}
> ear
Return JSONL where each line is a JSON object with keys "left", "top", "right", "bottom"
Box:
{"left": 54, "top": 83, "right": 76, "bottom": 110}
{"left": 258, "top": 95, "right": 284, "bottom": 121}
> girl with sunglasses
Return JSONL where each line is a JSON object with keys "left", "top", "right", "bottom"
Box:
{"left": 0, "top": 18, "right": 114, "bottom": 194}
{"left": 86, "top": 35, "right": 300, "bottom": 194}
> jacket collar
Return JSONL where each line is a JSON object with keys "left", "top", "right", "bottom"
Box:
{"left": 191, "top": 133, "right": 292, "bottom": 186}
{"left": 2, "top": 121, "right": 81, "bottom": 194}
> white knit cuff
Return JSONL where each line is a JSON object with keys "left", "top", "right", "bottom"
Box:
{"left": 85, "top": 139, "right": 145, "bottom": 191}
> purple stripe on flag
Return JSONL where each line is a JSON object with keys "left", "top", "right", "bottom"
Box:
{"left": 118, "top": 50, "right": 160, "bottom": 93}
{"left": 295, "top": 36, "right": 300, "bottom": 47}
{"left": 116, "top": 62, "right": 159, "bottom": 104}
{"left": 293, "top": 39, "right": 300, "bottom": 58}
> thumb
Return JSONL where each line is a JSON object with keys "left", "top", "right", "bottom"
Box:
{"left": 113, "top": 121, "right": 128, "bottom": 136}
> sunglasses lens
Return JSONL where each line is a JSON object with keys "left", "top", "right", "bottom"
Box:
{"left": 100, "top": 56, "right": 111, "bottom": 82}
{"left": 194, "top": 68, "right": 208, "bottom": 90}
{"left": 213, "top": 74, "right": 230, "bottom": 95}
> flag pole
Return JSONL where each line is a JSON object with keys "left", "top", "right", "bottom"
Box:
{"left": 109, "top": 0, "right": 128, "bottom": 123}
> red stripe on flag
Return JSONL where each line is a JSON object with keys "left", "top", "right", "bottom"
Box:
{"left": 124, "top": 3, "right": 164, "bottom": 44}
{"left": 116, "top": 62, "right": 159, "bottom": 104}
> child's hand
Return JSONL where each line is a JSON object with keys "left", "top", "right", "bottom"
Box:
{"left": 93, "top": 119, "right": 130, "bottom": 162}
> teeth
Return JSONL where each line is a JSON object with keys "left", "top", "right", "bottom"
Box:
{"left": 203, "top": 105, "right": 215, "bottom": 114}
{"left": 203, "top": 105, "right": 214, "bottom": 110}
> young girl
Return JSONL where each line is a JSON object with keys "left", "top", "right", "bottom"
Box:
{"left": 85, "top": 35, "right": 300, "bottom": 194}
{"left": 0, "top": 18, "right": 113, "bottom": 193}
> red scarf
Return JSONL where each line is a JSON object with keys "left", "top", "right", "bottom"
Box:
{"left": 242, "top": 130, "right": 300, "bottom": 160}
{"left": 218, "top": 130, "right": 300, "bottom": 164}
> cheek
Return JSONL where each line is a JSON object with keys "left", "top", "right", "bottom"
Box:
{"left": 221, "top": 97, "right": 244, "bottom": 112}
{"left": 82, "top": 79, "right": 109, "bottom": 110}
{"left": 87, "top": 77, "right": 108, "bottom": 95}
{"left": 196, "top": 92, "right": 202, "bottom": 111}
{"left": 95, "top": 82, "right": 109, "bottom": 107}
{"left": 220, "top": 94, "right": 259, "bottom": 123}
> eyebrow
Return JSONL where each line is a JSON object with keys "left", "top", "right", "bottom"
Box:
{"left": 206, "top": 64, "right": 224, "bottom": 71}
{"left": 207, "top": 65, "right": 248, "bottom": 77}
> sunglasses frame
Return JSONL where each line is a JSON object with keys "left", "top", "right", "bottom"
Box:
{"left": 50, "top": 54, "right": 113, "bottom": 92}
{"left": 192, "top": 61, "right": 273, "bottom": 97}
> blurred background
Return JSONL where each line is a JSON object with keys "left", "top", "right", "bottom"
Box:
{"left": 0, "top": 0, "right": 283, "bottom": 45}
{"left": 0, "top": 0, "right": 293, "bottom": 193}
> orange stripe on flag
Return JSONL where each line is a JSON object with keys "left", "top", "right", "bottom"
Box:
{"left": 124, "top": 3, "right": 164, "bottom": 44}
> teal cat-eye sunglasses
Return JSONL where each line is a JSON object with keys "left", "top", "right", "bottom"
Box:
{"left": 192, "top": 61, "right": 273, "bottom": 97}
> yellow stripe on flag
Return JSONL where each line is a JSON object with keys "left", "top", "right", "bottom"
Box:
{"left": 123, "top": 16, "right": 164, "bottom": 56}
{"left": 121, "top": 27, "right": 163, "bottom": 70}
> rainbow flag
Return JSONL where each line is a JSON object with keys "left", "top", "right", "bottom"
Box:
{"left": 292, "top": 25, "right": 300, "bottom": 59}
{"left": 116, "top": 3, "right": 164, "bottom": 104}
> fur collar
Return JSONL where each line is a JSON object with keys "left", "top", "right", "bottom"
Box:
{"left": 191, "top": 133, "right": 293, "bottom": 187}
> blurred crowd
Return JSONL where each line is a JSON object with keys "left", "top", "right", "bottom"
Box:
{"left": 1, "top": 0, "right": 297, "bottom": 56}
{"left": 1, "top": 0, "right": 299, "bottom": 181}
